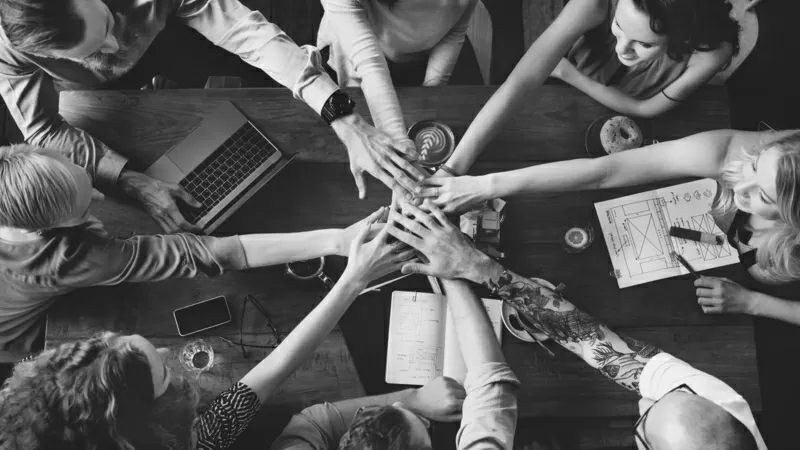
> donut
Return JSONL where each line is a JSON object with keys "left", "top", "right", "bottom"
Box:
{"left": 600, "top": 116, "right": 643, "bottom": 154}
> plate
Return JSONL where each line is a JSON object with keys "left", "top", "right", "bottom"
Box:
{"left": 501, "top": 277, "right": 554, "bottom": 342}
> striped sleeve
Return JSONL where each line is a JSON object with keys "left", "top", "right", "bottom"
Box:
{"left": 195, "top": 382, "right": 261, "bottom": 450}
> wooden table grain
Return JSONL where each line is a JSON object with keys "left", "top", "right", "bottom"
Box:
{"left": 50, "top": 85, "right": 758, "bottom": 418}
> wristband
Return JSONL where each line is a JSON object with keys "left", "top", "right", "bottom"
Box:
{"left": 438, "top": 164, "right": 459, "bottom": 177}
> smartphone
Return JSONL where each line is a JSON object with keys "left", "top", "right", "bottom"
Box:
{"left": 173, "top": 296, "right": 232, "bottom": 336}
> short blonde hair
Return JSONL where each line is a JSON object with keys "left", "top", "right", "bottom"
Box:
{"left": 0, "top": 144, "right": 78, "bottom": 230}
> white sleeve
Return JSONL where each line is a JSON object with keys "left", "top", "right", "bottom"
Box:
{"left": 639, "top": 353, "right": 767, "bottom": 450}
{"left": 319, "top": 0, "right": 410, "bottom": 144}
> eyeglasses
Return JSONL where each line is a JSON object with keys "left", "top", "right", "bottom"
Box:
{"left": 354, "top": 405, "right": 431, "bottom": 429}
{"left": 633, "top": 383, "right": 697, "bottom": 450}
{"left": 220, "top": 295, "right": 282, "bottom": 358}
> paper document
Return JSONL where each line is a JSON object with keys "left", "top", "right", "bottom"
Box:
{"left": 385, "top": 291, "right": 503, "bottom": 385}
{"left": 594, "top": 179, "right": 739, "bottom": 288}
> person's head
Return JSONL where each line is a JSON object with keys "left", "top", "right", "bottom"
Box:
{"left": 611, "top": 0, "right": 739, "bottom": 66}
{"left": 338, "top": 403, "right": 432, "bottom": 450}
{"left": 716, "top": 132, "right": 800, "bottom": 282}
{"left": 0, "top": 144, "right": 104, "bottom": 232}
{"left": 636, "top": 387, "right": 757, "bottom": 449}
{"left": 0, "top": 332, "right": 199, "bottom": 450}
{"left": 0, "top": 0, "right": 139, "bottom": 77}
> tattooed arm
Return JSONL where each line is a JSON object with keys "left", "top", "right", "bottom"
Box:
{"left": 386, "top": 201, "right": 661, "bottom": 394}
{"left": 480, "top": 266, "right": 661, "bottom": 392}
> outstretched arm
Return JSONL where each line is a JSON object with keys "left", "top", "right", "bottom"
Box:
{"left": 444, "top": 0, "right": 606, "bottom": 175}
{"left": 476, "top": 263, "right": 662, "bottom": 392}
{"left": 551, "top": 45, "right": 733, "bottom": 118}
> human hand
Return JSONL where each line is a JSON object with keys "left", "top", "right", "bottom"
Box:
{"left": 406, "top": 376, "right": 465, "bottom": 422}
{"left": 117, "top": 169, "right": 202, "bottom": 233}
{"left": 695, "top": 277, "right": 757, "bottom": 314}
{"left": 386, "top": 201, "right": 488, "bottom": 281}
{"left": 332, "top": 113, "right": 426, "bottom": 200}
{"left": 337, "top": 210, "right": 388, "bottom": 256}
{"left": 415, "top": 174, "right": 491, "bottom": 214}
{"left": 341, "top": 207, "right": 417, "bottom": 289}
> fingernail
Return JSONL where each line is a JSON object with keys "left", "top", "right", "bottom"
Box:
{"left": 405, "top": 193, "right": 412, "bottom": 200}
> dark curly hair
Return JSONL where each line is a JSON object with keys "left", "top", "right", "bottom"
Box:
{"left": 0, "top": 333, "right": 199, "bottom": 450}
{"left": 338, "top": 405, "right": 430, "bottom": 450}
{"left": 631, "top": 0, "right": 740, "bottom": 60}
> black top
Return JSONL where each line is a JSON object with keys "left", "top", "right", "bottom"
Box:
{"left": 726, "top": 209, "right": 758, "bottom": 269}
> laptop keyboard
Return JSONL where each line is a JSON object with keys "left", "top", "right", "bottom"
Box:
{"left": 179, "top": 122, "right": 277, "bottom": 225}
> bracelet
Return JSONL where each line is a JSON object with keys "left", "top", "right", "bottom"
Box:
{"left": 489, "top": 268, "right": 509, "bottom": 295}
{"left": 438, "top": 164, "right": 460, "bottom": 177}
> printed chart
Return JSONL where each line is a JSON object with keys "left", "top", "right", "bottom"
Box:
{"left": 595, "top": 179, "right": 739, "bottom": 288}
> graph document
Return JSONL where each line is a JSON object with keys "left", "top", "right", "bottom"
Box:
{"left": 594, "top": 179, "right": 739, "bottom": 288}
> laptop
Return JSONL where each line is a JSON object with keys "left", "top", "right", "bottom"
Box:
{"left": 145, "top": 101, "right": 294, "bottom": 233}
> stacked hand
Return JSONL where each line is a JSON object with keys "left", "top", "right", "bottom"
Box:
{"left": 415, "top": 172, "right": 491, "bottom": 214}
{"left": 406, "top": 376, "right": 466, "bottom": 422}
{"left": 342, "top": 207, "right": 417, "bottom": 289}
{"left": 332, "top": 114, "right": 427, "bottom": 201}
{"left": 387, "top": 201, "right": 487, "bottom": 281}
{"left": 695, "top": 277, "right": 757, "bottom": 314}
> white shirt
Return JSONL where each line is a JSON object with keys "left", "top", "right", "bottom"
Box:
{"left": 639, "top": 353, "right": 766, "bottom": 450}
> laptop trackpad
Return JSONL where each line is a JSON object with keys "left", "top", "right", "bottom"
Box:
{"left": 146, "top": 157, "right": 184, "bottom": 184}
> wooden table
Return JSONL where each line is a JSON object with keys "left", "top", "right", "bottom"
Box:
{"left": 48, "top": 85, "right": 759, "bottom": 419}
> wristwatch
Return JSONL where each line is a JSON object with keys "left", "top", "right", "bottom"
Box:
{"left": 321, "top": 90, "right": 356, "bottom": 126}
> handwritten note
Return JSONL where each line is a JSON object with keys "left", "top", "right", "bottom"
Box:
{"left": 386, "top": 292, "right": 502, "bottom": 385}
{"left": 594, "top": 179, "right": 739, "bottom": 288}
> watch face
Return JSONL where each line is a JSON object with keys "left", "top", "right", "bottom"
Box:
{"left": 324, "top": 91, "right": 355, "bottom": 124}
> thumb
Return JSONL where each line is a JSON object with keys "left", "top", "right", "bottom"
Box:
{"left": 353, "top": 169, "right": 367, "bottom": 200}
{"left": 401, "top": 262, "right": 433, "bottom": 276}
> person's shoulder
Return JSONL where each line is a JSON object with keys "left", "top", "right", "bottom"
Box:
{"left": 0, "top": 28, "right": 37, "bottom": 75}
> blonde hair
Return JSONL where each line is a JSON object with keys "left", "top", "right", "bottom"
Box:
{"left": 714, "top": 132, "right": 800, "bottom": 283}
{"left": 0, "top": 144, "right": 78, "bottom": 230}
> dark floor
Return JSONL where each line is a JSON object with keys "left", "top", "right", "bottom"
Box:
{"left": 2, "top": 1, "right": 799, "bottom": 449}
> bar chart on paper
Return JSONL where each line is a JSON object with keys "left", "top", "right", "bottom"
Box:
{"left": 595, "top": 179, "right": 739, "bottom": 288}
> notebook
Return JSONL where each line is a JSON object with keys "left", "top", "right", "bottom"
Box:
{"left": 385, "top": 291, "right": 503, "bottom": 385}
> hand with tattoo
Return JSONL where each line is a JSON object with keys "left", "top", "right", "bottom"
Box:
{"left": 384, "top": 199, "right": 663, "bottom": 394}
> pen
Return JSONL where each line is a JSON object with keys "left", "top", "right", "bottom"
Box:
{"left": 669, "top": 226, "right": 724, "bottom": 246}
{"left": 671, "top": 251, "right": 701, "bottom": 279}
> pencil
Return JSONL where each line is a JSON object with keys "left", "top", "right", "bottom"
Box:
{"left": 671, "top": 251, "right": 701, "bottom": 279}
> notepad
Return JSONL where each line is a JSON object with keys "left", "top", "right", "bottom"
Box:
{"left": 385, "top": 291, "right": 503, "bottom": 386}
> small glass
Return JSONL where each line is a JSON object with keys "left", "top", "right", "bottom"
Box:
{"left": 563, "top": 224, "right": 595, "bottom": 254}
{"left": 179, "top": 339, "right": 215, "bottom": 373}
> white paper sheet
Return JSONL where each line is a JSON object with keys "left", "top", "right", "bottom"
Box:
{"left": 594, "top": 179, "right": 739, "bottom": 288}
{"left": 386, "top": 292, "right": 503, "bottom": 385}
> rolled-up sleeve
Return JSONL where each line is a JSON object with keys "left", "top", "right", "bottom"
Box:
{"left": 60, "top": 223, "right": 248, "bottom": 287}
{"left": 177, "top": 0, "right": 338, "bottom": 114}
{"left": 0, "top": 50, "right": 128, "bottom": 185}
{"left": 456, "top": 362, "right": 520, "bottom": 450}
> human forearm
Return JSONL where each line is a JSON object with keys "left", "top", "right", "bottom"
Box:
{"left": 482, "top": 157, "right": 607, "bottom": 199}
{"left": 180, "top": 0, "right": 338, "bottom": 115}
{"left": 240, "top": 273, "right": 363, "bottom": 402}
{"left": 239, "top": 228, "right": 348, "bottom": 267}
{"left": 465, "top": 257, "right": 661, "bottom": 392}
{"left": 750, "top": 291, "right": 800, "bottom": 325}
{"left": 440, "top": 278, "right": 506, "bottom": 367}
